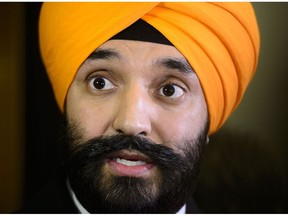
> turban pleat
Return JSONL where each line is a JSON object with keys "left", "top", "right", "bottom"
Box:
{"left": 39, "top": 2, "right": 260, "bottom": 134}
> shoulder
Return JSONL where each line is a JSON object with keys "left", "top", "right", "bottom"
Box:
{"left": 186, "top": 196, "right": 201, "bottom": 213}
{"left": 18, "top": 177, "right": 78, "bottom": 213}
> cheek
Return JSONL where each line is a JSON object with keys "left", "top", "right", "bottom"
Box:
{"left": 67, "top": 98, "right": 113, "bottom": 140}
{"left": 80, "top": 109, "right": 108, "bottom": 139}
{"left": 154, "top": 101, "right": 207, "bottom": 146}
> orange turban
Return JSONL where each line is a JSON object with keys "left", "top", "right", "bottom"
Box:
{"left": 39, "top": 2, "right": 260, "bottom": 134}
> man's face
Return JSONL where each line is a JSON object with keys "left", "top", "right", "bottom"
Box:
{"left": 63, "top": 40, "right": 209, "bottom": 213}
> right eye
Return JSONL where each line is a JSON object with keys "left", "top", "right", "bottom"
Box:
{"left": 89, "top": 77, "right": 115, "bottom": 91}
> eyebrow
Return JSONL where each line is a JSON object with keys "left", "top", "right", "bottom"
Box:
{"left": 154, "top": 57, "right": 195, "bottom": 75}
{"left": 86, "top": 48, "right": 121, "bottom": 61}
{"left": 86, "top": 48, "right": 195, "bottom": 75}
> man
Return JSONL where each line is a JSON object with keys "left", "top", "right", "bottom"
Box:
{"left": 22, "top": 2, "right": 260, "bottom": 213}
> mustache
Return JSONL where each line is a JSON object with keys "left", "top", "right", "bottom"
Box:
{"left": 64, "top": 134, "right": 188, "bottom": 171}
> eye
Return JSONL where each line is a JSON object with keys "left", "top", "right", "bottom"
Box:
{"left": 89, "top": 77, "right": 115, "bottom": 91}
{"left": 159, "top": 83, "right": 185, "bottom": 98}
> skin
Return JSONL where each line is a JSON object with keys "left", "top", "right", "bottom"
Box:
{"left": 66, "top": 39, "right": 209, "bottom": 179}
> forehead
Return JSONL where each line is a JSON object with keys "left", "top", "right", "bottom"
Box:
{"left": 79, "top": 39, "right": 195, "bottom": 76}
{"left": 89, "top": 39, "right": 187, "bottom": 60}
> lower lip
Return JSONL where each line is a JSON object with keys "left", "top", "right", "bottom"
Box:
{"left": 107, "top": 159, "right": 154, "bottom": 177}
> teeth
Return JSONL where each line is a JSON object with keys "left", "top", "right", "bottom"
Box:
{"left": 115, "top": 158, "right": 146, "bottom": 166}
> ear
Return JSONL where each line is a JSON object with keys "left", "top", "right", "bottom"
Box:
{"left": 205, "top": 135, "right": 209, "bottom": 145}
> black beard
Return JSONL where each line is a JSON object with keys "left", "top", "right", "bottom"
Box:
{"left": 59, "top": 120, "right": 208, "bottom": 213}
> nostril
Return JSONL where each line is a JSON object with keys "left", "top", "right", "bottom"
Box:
{"left": 115, "top": 129, "right": 147, "bottom": 136}
{"left": 116, "top": 129, "right": 124, "bottom": 134}
{"left": 139, "top": 131, "right": 147, "bottom": 136}
{"left": 112, "top": 108, "right": 152, "bottom": 136}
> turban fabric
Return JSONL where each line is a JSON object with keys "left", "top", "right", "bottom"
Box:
{"left": 39, "top": 2, "right": 260, "bottom": 134}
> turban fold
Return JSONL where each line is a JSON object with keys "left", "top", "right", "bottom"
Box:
{"left": 39, "top": 2, "right": 260, "bottom": 134}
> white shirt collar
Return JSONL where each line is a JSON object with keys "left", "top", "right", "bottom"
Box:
{"left": 67, "top": 179, "right": 186, "bottom": 214}
{"left": 67, "top": 179, "right": 90, "bottom": 214}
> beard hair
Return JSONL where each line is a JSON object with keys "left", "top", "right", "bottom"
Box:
{"left": 59, "top": 118, "right": 209, "bottom": 213}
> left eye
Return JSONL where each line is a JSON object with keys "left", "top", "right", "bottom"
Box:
{"left": 159, "top": 83, "right": 184, "bottom": 98}
{"left": 90, "top": 77, "right": 115, "bottom": 90}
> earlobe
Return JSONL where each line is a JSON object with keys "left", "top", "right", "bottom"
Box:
{"left": 205, "top": 136, "right": 209, "bottom": 145}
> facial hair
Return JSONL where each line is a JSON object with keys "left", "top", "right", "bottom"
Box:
{"left": 59, "top": 119, "right": 209, "bottom": 213}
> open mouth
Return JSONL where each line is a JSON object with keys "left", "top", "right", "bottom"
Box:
{"left": 113, "top": 158, "right": 147, "bottom": 166}
{"left": 106, "top": 150, "right": 154, "bottom": 177}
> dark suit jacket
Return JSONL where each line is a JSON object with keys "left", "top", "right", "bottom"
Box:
{"left": 19, "top": 177, "right": 200, "bottom": 213}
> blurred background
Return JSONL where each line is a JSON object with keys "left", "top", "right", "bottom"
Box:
{"left": 0, "top": 2, "right": 287, "bottom": 213}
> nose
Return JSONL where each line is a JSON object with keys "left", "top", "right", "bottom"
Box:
{"left": 112, "top": 87, "right": 152, "bottom": 136}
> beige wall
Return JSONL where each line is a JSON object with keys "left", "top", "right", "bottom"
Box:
{"left": 224, "top": 3, "right": 288, "bottom": 169}
{"left": 0, "top": 3, "right": 25, "bottom": 213}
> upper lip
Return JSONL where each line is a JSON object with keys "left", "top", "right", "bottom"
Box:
{"left": 107, "top": 149, "right": 153, "bottom": 163}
